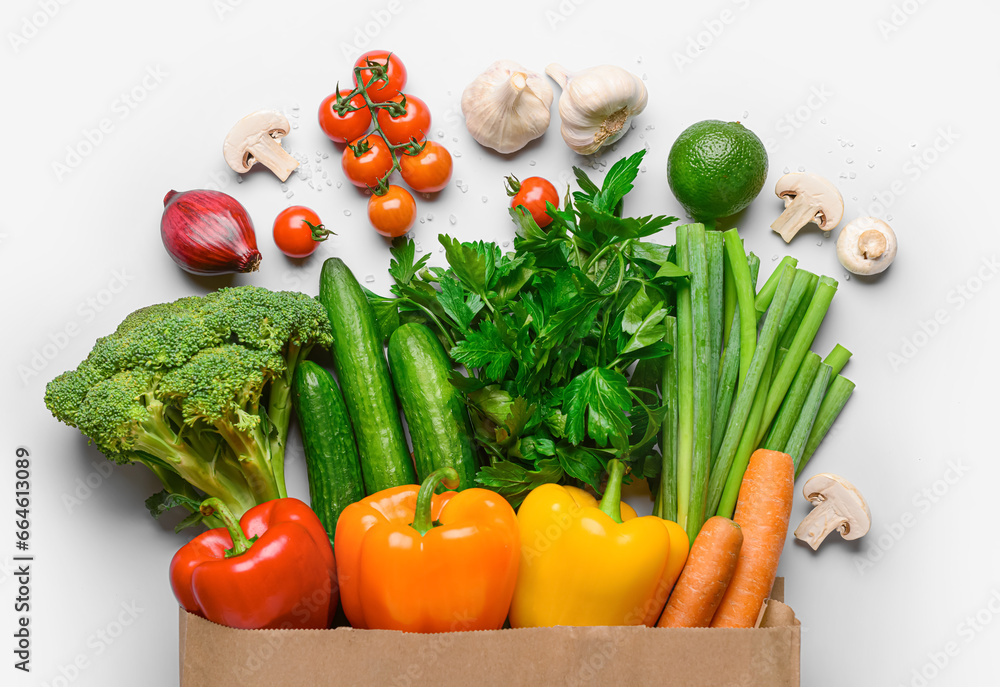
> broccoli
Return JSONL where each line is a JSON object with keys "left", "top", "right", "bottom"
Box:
{"left": 45, "top": 286, "right": 332, "bottom": 528}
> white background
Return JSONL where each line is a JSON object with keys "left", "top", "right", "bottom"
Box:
{"left": 2, "top": 0, "right": 999, "bottom": 685}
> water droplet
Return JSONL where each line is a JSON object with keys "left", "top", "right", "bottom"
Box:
{"left": 783, "top": 166, "right": 790, "bottom": 174}
{"left": 529, "top": 160, "right": 536, "bottom": 166}
{"left": 867, "top": 161, "right": 875, "bottom": 168}
{"left": 876, "top": 146, "right": 883, "bottom": 153}
{"left": 886, "top": 214, "right": 894, "bottom": 221}
{"left": 846, "top": 158, "right": 854, "bottom": 164}
{"left": 851, "top": 196, "right": 857, "bottom": 201}
{"left": 236, "top": 176, "right": 243, "bottom": 184}
{"left": 281, "top": 185, "right": 288, "bottom": 192}
{"left": 502, "top": 241, "right": 510, "bottom": 248}
{"left": 481, "top": 195, "right": 488, "bottom": 203}
{"left": 286, "top": 191, "right": 294, "bottom": 199}
{"left": 636, "top": 56, "right": 643, "bottom": 64}
{"left": 326, "top": 179, "right": 332, "bottom": 186}
{"left": 449, "top": 214, "right": 457, "bottom": 225}
{"left": 343, "top": 209, "right": 351, "bottom": 217}
{"left": 461, "top": 184, "right": 469, "bottom": 193}
{"left": 847, "top": 141, "right": 854, "bottom": 147}
{"left": 640, "top": 165, "right": 647, "bottom": 173}
{"left": 638, "top": 133, "right": 644, "bottom": 139}
{"left": 840, "top": 140, "right": 847, "bottom": 147}
{"left": 816, "top": 241, "right": 823, "bottom": 246}
{"left": 823, "top": 231, "right": 831, "bottom": 239}
{"left": 336, "top": 181, "right": 342, "bottom": 189}
{"left": 909, "top": 141, "right": 917, "bottom": 148}
{"left": 436, "top": 130, "right": 444, "bottom": 138}
{"left": 742, "top": 110, "right": 749, "bottom": 119}
{"left": 439, "top": 247, "right": 445, "bottom": 253}
{"left": 418, "top": 216, "right": 425, "bottom": 224}
{"left": 291, "top": 104, "right": 300, "bottom": 111}
{"left": 415, "top": 243, "right": 424, "bottom": 253}
{"left": 452, "top": 136, "right": 459, "bottom": 142}
{"left": 797, "top": 165, "right": 805, "bottom": 172}
{"left": 426, "top": 213, "right": 434, "bottom": 221}
{"left": 849, "top": 172, "right": 856, "bottom": 179}
{"left": 642, "top": 73, "right": 648, "bottom": 80}
{"left": 453, "top": 151, "right": 462, "bottom": 158}
{"left": 291, "top": 122, "right": 299, "bottom": 129}
{"left": 844, "top": 273, "right": 851, "bottom": 281}
{"left": 364, "top": 274, "right": 375, "bottom": 283}
{"left": 772, "top": 254, "right": 779, "bottom": 261}
{"left": 322, "top": 153, "right": 329, "bottom": 159}
{"left": 820, "top": 118, "right": 827, "bottom": 125}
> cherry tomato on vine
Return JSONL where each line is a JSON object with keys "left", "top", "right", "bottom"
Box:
{"left": 399, "top": 142, "right": 452, "bottom": 193}
{"left": 376, "top": 94, "right": 432, "bottom": 145}
{"left": 342, "top": 134, "right": 394, "bottom": 188}
{"left": 368, "top": 185, "right": 416, "bottom": 238}
{"left": 507, "top": 176, "right": 558, "bottom": 228}
{"left": 354, "top": 50, "right": 407, "bottom": 103}
{"left": 273, "top": 206, "right": 332, "bottom": 258}
{"left": 318, "top": 90, "right": 371, "bottom": 144}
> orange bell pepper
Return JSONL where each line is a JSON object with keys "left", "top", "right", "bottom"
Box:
{"left": 334, "top": 468, "right": 519, "bottom": 633}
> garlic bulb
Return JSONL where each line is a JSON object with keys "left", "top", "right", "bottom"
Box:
{"left": 546, "top": 63, "right": 648, "bottom": 155}
{"left": 462, "top": 60, "right": 553, "bottom": 154}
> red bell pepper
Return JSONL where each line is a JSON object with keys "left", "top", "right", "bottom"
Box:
{"left": 170, "top": 497, "right": 337, "bottom": 629}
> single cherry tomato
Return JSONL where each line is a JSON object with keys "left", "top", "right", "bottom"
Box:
{"left": 342, "top": 134, "right": 394, "bottom": 188}
{"left": 368, "top": 185, "right": 416, "bottom": 238}
{"left": 273, "top": 206, "right": 332, "bottom": 258}
{"left": 507, "top": 175, "right": 559, "bottom": 228}
{"left": 318, "top": 90, "right": 371, "bottom": 144}
{"left": 354, "top": 51, "right": 407, "bottom": 103}
{"left": 376, "top": 94, "right": 432, "bottom": 145}
{"left": 399, "top": 142, "right": 452, "bottom": 193}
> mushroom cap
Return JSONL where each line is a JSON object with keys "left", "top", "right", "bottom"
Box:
{"left": 223, "top": 110, "right": 292, "bottom": 173}
{"left": 802, "top": 473, "right": 871, "bottom": 539}
{"left": 836, "top": 216, "right": 897, "bottom": 276}
{"left": 774, "top": 172, "right": 844, "bottom": 230}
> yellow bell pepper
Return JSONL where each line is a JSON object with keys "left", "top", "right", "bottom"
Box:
{"left": 509, "top": 459, "right": 689, "bottom": 628}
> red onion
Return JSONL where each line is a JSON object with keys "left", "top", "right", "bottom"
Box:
{"left": 161, "top": 189, "right": 261, "bottom": 274}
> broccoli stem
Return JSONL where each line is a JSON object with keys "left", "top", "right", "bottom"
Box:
{"left": 267, "top": 342, "right": 310, "bottom": 499}
{"left": 133, "top": 415, "right": 256, "bottom": 516}
{"left": 214, "top": 419, "right": 281, "bottom": 504}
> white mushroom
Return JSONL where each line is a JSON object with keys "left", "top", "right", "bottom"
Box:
{"left": 223, "top": 110, "right": 299, "bottom": 182}
{"left": 770, "top": 173, "right": 844, "bottom": 243}
{"left": 794, "top": 473, "right": 871, "bottom": 550}
{"left": 836, "top": 217, "right": 897, "bottom": 275}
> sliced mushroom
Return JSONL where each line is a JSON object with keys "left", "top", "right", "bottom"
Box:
{"left": 770, "top": 173, "right": 844, "bottom": 243}
{"left": 836, "top": 217, "right": 897, "bottom": 275}
{"left": 223, "top": 110, "right": 299, "bottom": 182}
{"left": 794, "top": 473, "right": 871, "bottom": 550}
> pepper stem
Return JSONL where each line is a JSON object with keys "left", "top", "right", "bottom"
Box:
{"left": 200, "top": 497, "right": 256, "bottom": 558}
{"left": 410, "top": 468, "right": 459, "bottom": 536}
{"left": 598, "top": 459, "right": 627, "bottom": 524}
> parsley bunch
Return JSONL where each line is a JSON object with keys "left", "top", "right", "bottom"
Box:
{"left": 369, "top": 150, "right": 688, "bottom": 505}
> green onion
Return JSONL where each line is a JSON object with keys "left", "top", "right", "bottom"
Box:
{"left": 778, "top": 272, "right": 819, "bottom": 351}
{"left": 797, "top": 375, "right": 856, "bottom": 476}
{"left": 755, "top": 256, "right": 798, "bottom": 318}
{"left": 722, "top": 253, "right": 737, "bottom": 348}
{"left": 776, "top": 269, "right": 817, "bottom": 344}
{"left": 685, "top": 224, "right": 714, "bottom": 542}
{"left": 763, "top": 350, "right": 821, "bottom": 450}
{"left": 706, "top": 263, "right": 796, "bottom": 517}
{"left": 674, "top": 226, "right": 695, "bottom": 530}
{"left": 823, "top": 344, "right": 852, "bottom": 379}
{"left": 656, "top": 316, "right": 679, "bottom": 522}
{"left": 711, "top": 309, "right": 740, "bottom": 463}
{"left": 784, "top": 363, "right": 832, "bottom": 470}
{"left": 760, "top": 276, "right": 838, "bottom": 435}
{"left": 723, "top": 230, "right": 757, "bottom": 394}
{"left": 706, "top": 230, "right": 725, "bottom": 401}
{"left": 716, "top": 348, "right": 775, "bottom": 519}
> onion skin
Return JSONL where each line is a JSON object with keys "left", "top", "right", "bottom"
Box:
{"left": 161, "top": 190, "right": 261, "bottom": 275}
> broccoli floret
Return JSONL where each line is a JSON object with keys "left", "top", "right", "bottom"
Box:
{"left": 44, "top": 286, "right": 331, "bottom": 526}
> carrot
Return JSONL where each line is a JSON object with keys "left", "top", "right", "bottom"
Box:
{"left": 711, "top": 449, "right": 793, "bottom": 628}
{"left": 657, "top": 516, "right": 743, "bottom": 628}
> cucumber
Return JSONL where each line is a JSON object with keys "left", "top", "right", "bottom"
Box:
{"left": 388, "top": 323, "right": 479, "bottom": 490}
{"left": 319, "top": 258, "right": 416, "bottom": 493}
{"left": 292, "top": 361, "right": 364, "bottom": 539}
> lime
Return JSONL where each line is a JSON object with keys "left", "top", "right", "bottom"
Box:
{"left": 667, "top": 120, "right": 768, "bottom": 221}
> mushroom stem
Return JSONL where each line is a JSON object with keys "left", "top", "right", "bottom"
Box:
{"left": 247, "top": 133, "right": 299, "bottom": 182}
{"left": 858, "top": 230, "right": 887, "bottom": 260}
{"left": 792, "top": 499, "right": 847, "bottom": 550}
{"left": 770, "top": 198, "right": 823, "bottom": 243}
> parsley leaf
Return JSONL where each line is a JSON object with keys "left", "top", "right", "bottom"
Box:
{"left": 450, "top": 321, "right": 512, "bottom": 382}
{"left": 475, "top": 458, "right": 563, "bottom": 507}
{"left": 563, "top": 367, "right": 633, "bottom": 449}
{"left": 389, "top": 238, "right": 431, "bottom": 285}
